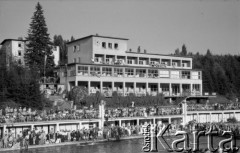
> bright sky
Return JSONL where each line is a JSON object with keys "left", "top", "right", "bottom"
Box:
{"left": 0, "top": 0, "right": 239, "bottom": 55}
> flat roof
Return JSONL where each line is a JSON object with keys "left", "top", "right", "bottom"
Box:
{"left": 0, "top": 39, "right": 27, "bottom": 45}
{"left": 59, "top": 63, "right": 202, "bottom": 71}
{"left": 67, "top": 35, "right": 129, "bottom": 45}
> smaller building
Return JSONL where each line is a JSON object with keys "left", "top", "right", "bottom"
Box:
{"left": 0, "top": 39, "right": 60, "bottom": 68}
{"left": 52, "top": 46, "right": 60, "bottom": 66}
{"left": 0, "top": 39, "right": 26, "bottom": 68}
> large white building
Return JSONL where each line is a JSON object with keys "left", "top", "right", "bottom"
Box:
{"left": 0, "top": 39, "right": 60, "bottom": 67}
{"left": 58, "top": 35, "right": 202, "bottom": 99}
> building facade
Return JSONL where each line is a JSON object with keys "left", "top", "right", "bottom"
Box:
{"left": 0, "top": 39, "right": 60, "bottom": 68}
{"left": 0, "top": 39, "right": 26, "bottom": 68}
{"left": 58, "top": 35, "right": 202, "bottom": 98}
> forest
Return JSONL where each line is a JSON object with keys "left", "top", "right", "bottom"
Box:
{"left": 174, "top": 45, "right": 240, "bottom": 99}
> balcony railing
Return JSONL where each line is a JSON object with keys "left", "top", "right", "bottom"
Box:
{"left": 91, "top": 56, "right": 191, "bottom": 69}
{"left": 88, "top": 90, "right": 201, "bottom": 97}
{"left": 74, "top": 70, "right": 201, "bottom": 80}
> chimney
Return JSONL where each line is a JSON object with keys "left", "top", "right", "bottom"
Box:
{"left": 144, "top": 49, "right": 147, "bottom": 54}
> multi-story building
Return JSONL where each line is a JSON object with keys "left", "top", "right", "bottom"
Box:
{"left": 0, "top": 39, "right": 60, "bottom": 68}
{"left": 0, "top": 39, "right": 27, "bottom": 68}
{"left": 58, "top": 35, "right": 202, "bottom": 99}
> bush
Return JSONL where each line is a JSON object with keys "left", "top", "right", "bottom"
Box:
{"left": 227, "top": 117, "right": 237, "bottom": 123}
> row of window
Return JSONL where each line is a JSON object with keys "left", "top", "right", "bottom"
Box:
{"left": 76, "top": 66, "right": 201, "bottom": 79}
{"left": 102, "top": 42, "right": 118, "bottom": 49}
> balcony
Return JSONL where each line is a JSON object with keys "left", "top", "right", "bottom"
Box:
{"left": 91, "top": 54, "right": 192, "bottom": 69}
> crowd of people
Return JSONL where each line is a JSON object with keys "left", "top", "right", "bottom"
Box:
{"left": 105, "top": 106, "right": 182, "bottom": 119}
{"left": 1, "top": 103, "right": 240, "bottom": 124}
{"left": 0, "top": 107, "right": 98, "bottom": 124}
{"left": 187, "top": 121, "right": 240, "bottom": 136}
{"left": 187, "top": 103, "right": 240, "bottom": 111}
{"left": 0, "top": 105, "right": 183, "bottom": 124}
{"left": 0, "top": 121, "right": 239, "bottom": 151}
{"left": 0, "top": 123, "right": 152, "bottom": 149}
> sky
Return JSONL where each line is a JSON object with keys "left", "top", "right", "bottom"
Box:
{"left": 0, "top": 0, "right": 239, "bottom": 55}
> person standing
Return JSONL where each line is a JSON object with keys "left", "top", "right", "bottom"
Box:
{"left": 3, "top": 133, "right": 8, "bottom": 148}
{"left": 24, "top": 132, "right": 30, "bottom": 150}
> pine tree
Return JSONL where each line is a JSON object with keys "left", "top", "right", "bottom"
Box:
{"left": 25, "top": 2, "right": 54, "bottom": 77}
{"left": 181, "top": 44, "right": 187, "bottom": 56}
{"left": 71, "top": 36, "right": 75, "bottom": 41}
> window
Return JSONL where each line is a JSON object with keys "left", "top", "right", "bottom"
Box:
{"left": 102, "top": 67, "right": 112, "bottom": 76}
{"left": 73, "top": 58, "right": 76, "bottom": 63}
{"left": 78, "top": 57, "right": 81, "bottom": 63}
{"left": 114, "top": 43, "right": 118, "bottom": 49}
{"left": 136, "top": 69, "right": 146, "bottom": 77}
{"left": 125, "top": 68, "right": 134, "bottom": 77}
{"left": 171, "top": 71, "right": 180, "bottom": 79}
{"left": 182, "top": 61, "right": 190, "bottom": 67}
{"left": 78, "top": 66, "right": 88, "bottom": 75}
{"left": 102, "top": 42, "right": 106, "bottom": 48}
{"left": 150, "top": 61, "right": 155, "bottom": 65}
{"left": 139, "top": 59, "right": 144, "bottom": 65}
{"left": 192, "top": 84, "right": 201, "bottom": 95}
{"left": 161, "top": 60, "right": 169, "bottom": 66}
{"left": 193, "top": 84, "right": 200, "bottom": 91}
{"left": 108, "top": 43, "right": 112, "bottom": 49}
{"left": 114, "top": 68, "right": 123, "bottom": 76}
{"left": 172, "top": 62, "right": 178, "bottom": 67}
{"left": 161, "top": 84, "right": 170, "bottom": 92}
{"left": 73, "top": 45, "right": 80, "bottom": 52}
{"left": 150, "top": 85, "right": 157, "bottom": 92}
{"left": 18, "top": 43, "right": 22, "bottom": 48}
{"left": 148, "top": 69, "right": 158, "bottom": 78}
{"left": 18, "top": 50, "right": 21, "bottom": 56}
{"left": 182, "top": 71, "right": 191, "bottom": 79}
{"left": 127, "top": 59, "right": 133, "bottom": 64}
{"left": 106, "top": 57, "right": 113, "bottom": 64}
{"left": 94, "top": 55, "right": 103, "bottom": 63}
{"left": 159, "top": 70, "right": 169, "bottom": 78}
{"left": 73, "top": 46, "right": 76, "bottom": 52}
{"left": 192, "top": 71, "right": 201, "bottom": 79}
{"left": 90, "top": 66, "right": 100, "bottom": 76}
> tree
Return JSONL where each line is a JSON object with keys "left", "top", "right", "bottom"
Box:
{"left": 25, "top": 2, "right": 54, "bottom": 77}
{"left": 206, "top": 49, "right": 211, "bottom": 56}
{"left": 227, "top": 117, "right": 237, "bottom": 123}
{"left": 71, "top": 36, "right": 75, "bottom": 41}
{"left": 181, "top": 44, "right": 187, "bottom": 56}
{"left": 137, "top": 46, "right": 141, "bottom": 53}
{"left": 1, "top": 62, "right": 47, "bottom": 109}
{"left": 69, "top": 86, "right": 88, "bottom": 107}
{"left": 174, "top": 48, "right": 180, "bottom": 55}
